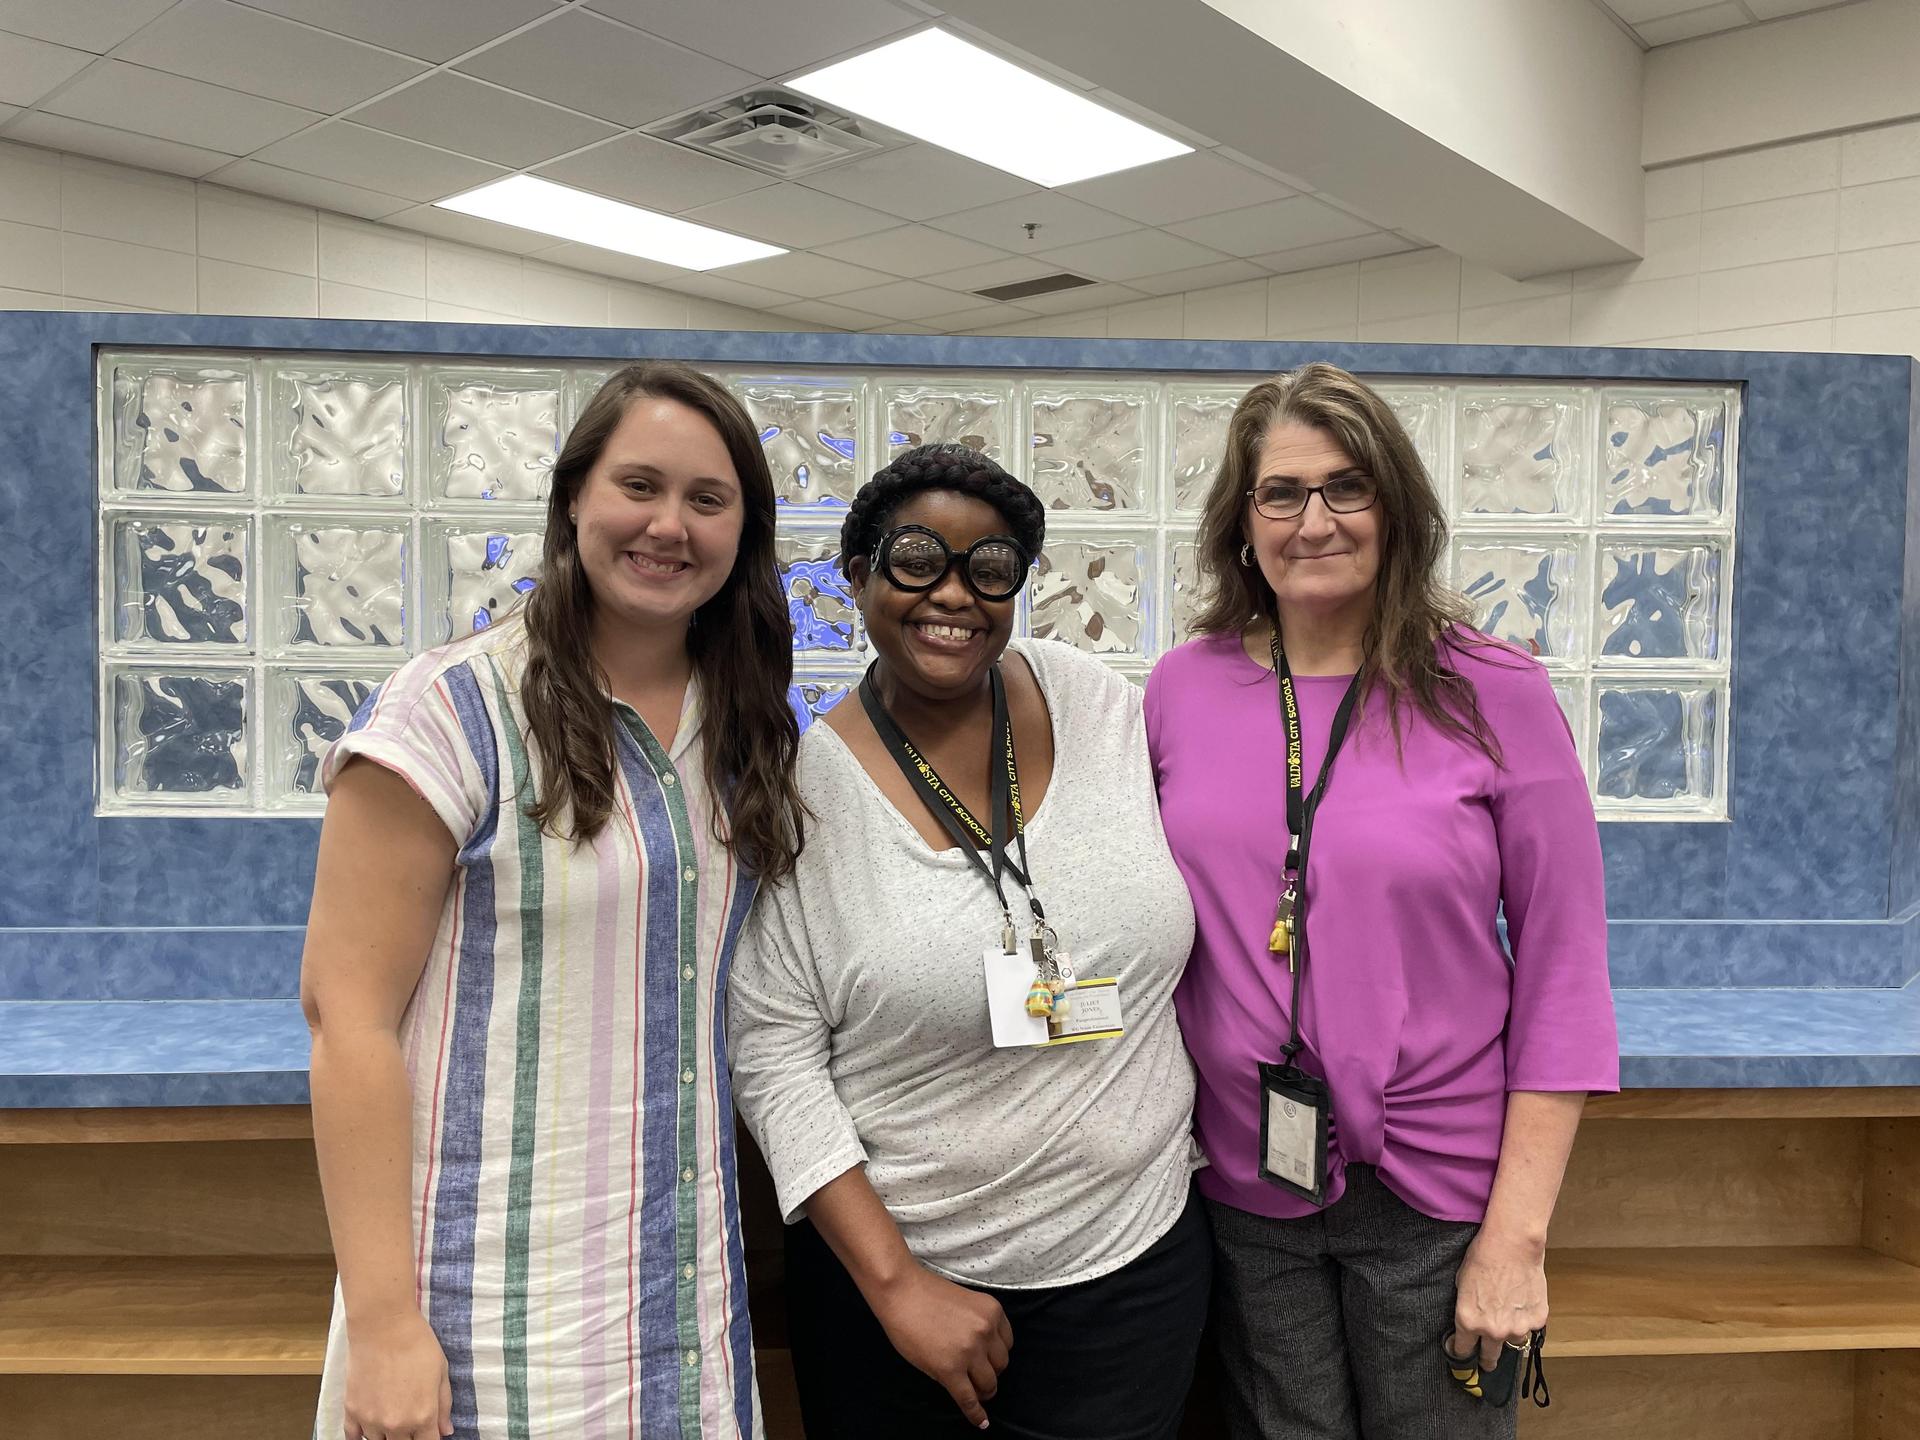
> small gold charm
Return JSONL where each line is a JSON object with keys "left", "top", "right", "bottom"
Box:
{"left": 1269, "top": 917, "right": 1291, "bottom": 954}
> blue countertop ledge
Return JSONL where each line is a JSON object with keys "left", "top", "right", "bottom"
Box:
{"left": 1, "top": 987, "right": 1919, "bottom": 1106}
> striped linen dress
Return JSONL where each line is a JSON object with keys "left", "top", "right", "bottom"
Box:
{"left": 311, "top": 616, "right": 764, "bottom": 1440}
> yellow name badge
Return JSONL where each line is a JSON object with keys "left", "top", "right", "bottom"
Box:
{"left": 1040, "top": 977, "right": 1125, "bottom": 1047}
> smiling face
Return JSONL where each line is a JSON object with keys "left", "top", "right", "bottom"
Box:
{"left": 1246, "top": 419, "right": 1383, "bottom": 621}
{"left": 851, "top": 489, "right": 1020, "bottom": 703}
{"left": 571, "top": 395, "right": 745, "bottom": 635}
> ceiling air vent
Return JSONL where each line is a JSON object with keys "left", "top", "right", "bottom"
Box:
{"left": 975, "top": 273, "right": 1097, "bottom": 303}
{"left": 649, "top": 91, "right": 891, "bottom": 179}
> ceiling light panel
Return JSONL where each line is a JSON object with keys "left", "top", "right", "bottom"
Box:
{"left": 788, "top": 28, "right": 1191, "bottom": 188}
{"left": 436, "top": 175, "right": 783, "bottom": 271}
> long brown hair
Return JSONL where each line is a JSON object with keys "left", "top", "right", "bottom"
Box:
{"left": 521, "top": 362, "right": 805, "bottom": 880}
{"left": 1191, "top": 361, "right": 1509, "bottom": 763}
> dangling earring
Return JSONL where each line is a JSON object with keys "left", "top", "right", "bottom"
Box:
{"left": 1240, "top": 543, "right": 1255, "bottom": 567}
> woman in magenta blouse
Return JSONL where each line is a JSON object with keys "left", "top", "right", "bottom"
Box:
{"left": 1145, "top": 362, "right": 1618, "bottom": 1439}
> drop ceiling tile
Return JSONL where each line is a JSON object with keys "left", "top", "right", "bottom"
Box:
{"left": 706, "top": 250, "right": 894, "bottom": 297}
{"left": 7, "top": 111, "right": 233, "bottom": 178}
{"left": 920, "top": 254, "right": 1052, "bottom": 293}
{"left": 771, "top": 297, "right": 889, "bottom": 329}
{"left": 815, "top": 224, "right": 1006, "bottom": 278}
{"left": 1602, "top": 0, "right": 1721, "bottom": 19}
{"left": 921, "top": 301, "right": 1036, "bottom": 332}
{"left": 232, "top": 0, "right": 560, "bottom": 62}
{"left": 667, "top": 271, "right": 797, "bottom": 310}
{"left": 1742, "top": 0, "right": 1845, "bottom": 16}
{"left": 0, "top": 103, "right": 17, "bottom": 126}
{"left": 863, "top": 320, "right": 937, "bottom": 334}
{"left": 1034, "top": 228, "right": 1227, "bottom": 282}
{"left": 799, "top": 143, "right": 1033, "bottom": 222}
{"left": 386, "top": 203, "right": 565, "bottom": 255}
{"left": 118, "top": 0, "right": 425, "bottom": 112}
{"left": 828, "top": 278, "right": 977, "bottom": 320}
{"left": 587, "top": 0, "right": 918, "bottom": 78}
{"left": 355, "top": 72, "right": 620, "bottom": 170}
{"left": 1012, "top": 280, "right": 1145, "bottom": 314}
{"left": 926, "top": 191, "right": 1136, "bottom": 250}
{"left": 537, "top": 133, "right": 774, "bottom": 213}
{"left": 1058, "top": 149, "right": 1294, "bottom": 227}
{"left": 0, "top": 30, "right": 92, "bottom": 106}
{"left": 212, "top": 158, "right": 414, "bottom": 219}
{"left": 43, "top": 59, "right": 320, "bottom": 154}
{"left": 0, "top": 0, "right": 174, "bottom": 52}
{"left": 253, "top": 122, "right": 506, "bottom": 204}
{"left": 1124, "top": 257, "right": 1268, "bottom": 296}
{"left": 457, "top": 9, "right": 756, "bottom": 127}
{"left": 681, "top": 183, "right": 897, "bottom": 247}
{"left": 1251, "top": 231, "right": 1422, "bottom": 275}
{"left": 534, "top": 240, "right": 690, "bottom": 286}
{"left": 1167, "top": 196, "right": 1376, "bottom": 257}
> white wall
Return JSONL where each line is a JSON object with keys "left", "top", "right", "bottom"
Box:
{"left": 0, "top": 138, "right": 816, "bottom": 332}
{"left": 968, "top": 116, "right": 1920, "bottom": 363}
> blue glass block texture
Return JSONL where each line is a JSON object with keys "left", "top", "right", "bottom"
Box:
{"left": 112, "top": 516, "right": 249, "bottom": 648}
{"left": 432, "top": 524, "right": 543, "bottom": 641}
{"left": 1030, "top": 538, "right": 1149, "bottom": 658}
{"left": 1170, "top": 539, "right": 1203, "bottom": 648}
{"left": 1028, "top": 384, "right": 1150, "bottom": 512}
{"left": 884, "top": 382, "right": 1012, "bottom": 464}
{"left": 787, "top": 677, "right": 852, "bottom": 733}
{"left": 271, "top": 669, "right": 383, "bottom": 800}
{"left": 1454, "top": 539, "right": 1582, "bottom": 661}
{"left": 111, "top": 667, "right": 250, "bottom": 800}
{"left": 1458, "top": 391, "right": 1584, "bottom": 517}
{"left": 1552, "top": 677, "right": 1589, "bottom": 769}
{"left": 736, "top": 377, "right": 860, "bottom": 507}
{"left": 428, "top": 369, "right": 561, "bottom": 503}
{"left": 1603, "top": 391, "right": 1728, "bottom": 520}
{"left": 1596, "top": 681, "right": 1719, "bottom": 806}
{"left": 777, "top": 530, "right": 857, "bottom": 656}
{"left": 279, "top": 520, "right": 409, "bottom": 650}
{"left": 1595, "top": 540, "right": 1724, "bottom": 662}
{"left": 1168, "top": 386, "right": 1244, "bottom": 513}
{"left": 110, "top": 361, "right": 248, "bottom": 495}
{"left": 267, "top": 365, "right": 408, "bottom": 500}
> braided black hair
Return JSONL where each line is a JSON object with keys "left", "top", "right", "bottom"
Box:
{"left": 837, "top": 442, "right": 1047, "bottom": 577}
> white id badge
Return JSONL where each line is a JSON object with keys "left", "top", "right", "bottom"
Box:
{"left": 983, "top": 948, "right": 1049, "bottom": 1047}
{"left": 1040, "top": 977, "right": 1125, "bottom": 1046}
{"left": 1258, "top": 1062, "right": 1330, "bottom": 1204}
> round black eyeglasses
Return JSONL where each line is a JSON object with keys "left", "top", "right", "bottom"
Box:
{"left": 871, "top": 524, "right": 1031, "bottom": 602}
{"left": 1246, "top": 474, "right": 1380, "bottom": 520}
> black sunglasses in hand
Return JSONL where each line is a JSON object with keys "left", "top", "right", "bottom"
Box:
{"left": 870, "top": 524, "right": 1031, "bottom": 603}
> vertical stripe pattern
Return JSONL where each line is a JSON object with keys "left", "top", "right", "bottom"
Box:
{"left": 311, "top": 619, "right": 763, "bottom": 1440}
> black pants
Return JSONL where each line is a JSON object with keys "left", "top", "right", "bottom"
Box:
{"left": 1207, "top": 1165, "right": 1515, "bottom": 1440}
{"left": 785, "top": 1191, "right": 1211, "bottom": 1440}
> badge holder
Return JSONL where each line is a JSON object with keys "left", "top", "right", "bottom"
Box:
{"left": 1258, "top": 1060, "right": 1330, "bottom": 1204}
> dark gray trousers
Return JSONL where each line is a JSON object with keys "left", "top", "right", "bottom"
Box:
{"left": 1205, "top": 1165, "right": 1517, "bottom": 1440}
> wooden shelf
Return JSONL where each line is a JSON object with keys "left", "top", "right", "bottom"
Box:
{"left": 0, "top": 1257, "right": 334, "bottom": 1375}
{"left": 1549, "top": 1246, "right": 1920, "bottom": 1357}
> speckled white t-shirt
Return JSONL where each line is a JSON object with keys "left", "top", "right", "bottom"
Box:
{"left": 727, "top": 638, "right": 1200, "bottom": 1289}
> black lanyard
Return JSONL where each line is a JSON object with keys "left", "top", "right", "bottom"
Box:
{"left": 859, "top": 662, "right": 1044, "bottom": 951}
{"left": 1270, "top": 631, "right": 1364, "bottom": 1063}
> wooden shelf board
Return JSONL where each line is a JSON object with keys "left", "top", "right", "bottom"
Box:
{"left": 0, "top": 1256, "right": 334, "bottom": 1376}
{"left": 1550, "top": 1246, "right": 1920, "bottom": 1357}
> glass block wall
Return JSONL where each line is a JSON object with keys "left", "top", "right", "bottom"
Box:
{"left": 95, "top": 351, "right": 1737, "bottom": 820}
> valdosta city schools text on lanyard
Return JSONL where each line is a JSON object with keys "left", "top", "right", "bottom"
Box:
{"left": 1258, "top": 630, "right": 1364, "bottom": 1203}
{"left": 858, "top": 663, "right": 1124, "bottom": 1047}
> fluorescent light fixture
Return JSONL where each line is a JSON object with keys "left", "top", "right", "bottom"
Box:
{"left": 788, "top": 28, "right": 1191, "bottom": 188}
{"left": 434, "top": 175, "right": 784, "bottom": 271}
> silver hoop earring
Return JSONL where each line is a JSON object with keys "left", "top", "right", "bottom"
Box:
{"left": 1240, "top": 543, "right": 1255, "bottom": 567}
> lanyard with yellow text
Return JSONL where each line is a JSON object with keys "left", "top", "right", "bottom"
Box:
{"left": 858, "top": 662, "right": 1047, "bottom": 955}
{"left": 1267, "top": 631, "right": 1363, "bottom": 1063}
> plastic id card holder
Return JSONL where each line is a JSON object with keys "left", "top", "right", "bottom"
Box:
{"left": 1258, "top": 1061, "right": 1330, "bottom": 1205}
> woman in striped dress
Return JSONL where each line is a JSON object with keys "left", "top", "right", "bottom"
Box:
{"left": 301, "top": 363, "right": 805, "bottom": 1440}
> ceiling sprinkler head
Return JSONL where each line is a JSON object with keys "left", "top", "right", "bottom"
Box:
{"left": 1022, "top": 222, "right": 1040, "bottom": 241}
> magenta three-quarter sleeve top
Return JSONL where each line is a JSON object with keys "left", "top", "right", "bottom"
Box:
{"left": 1145, "top": 628, "right": 1620, "bottom": 1223}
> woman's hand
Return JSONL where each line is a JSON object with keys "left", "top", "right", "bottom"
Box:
{"left": 1451, "top": 1225, "right": 1548, "bottom": 1372}
{"left": 342, "top": 1308, "right": 454, "bottom": 1440}
{"left": 870, "top": 1265, "right": 1014, "bottom": 1430}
